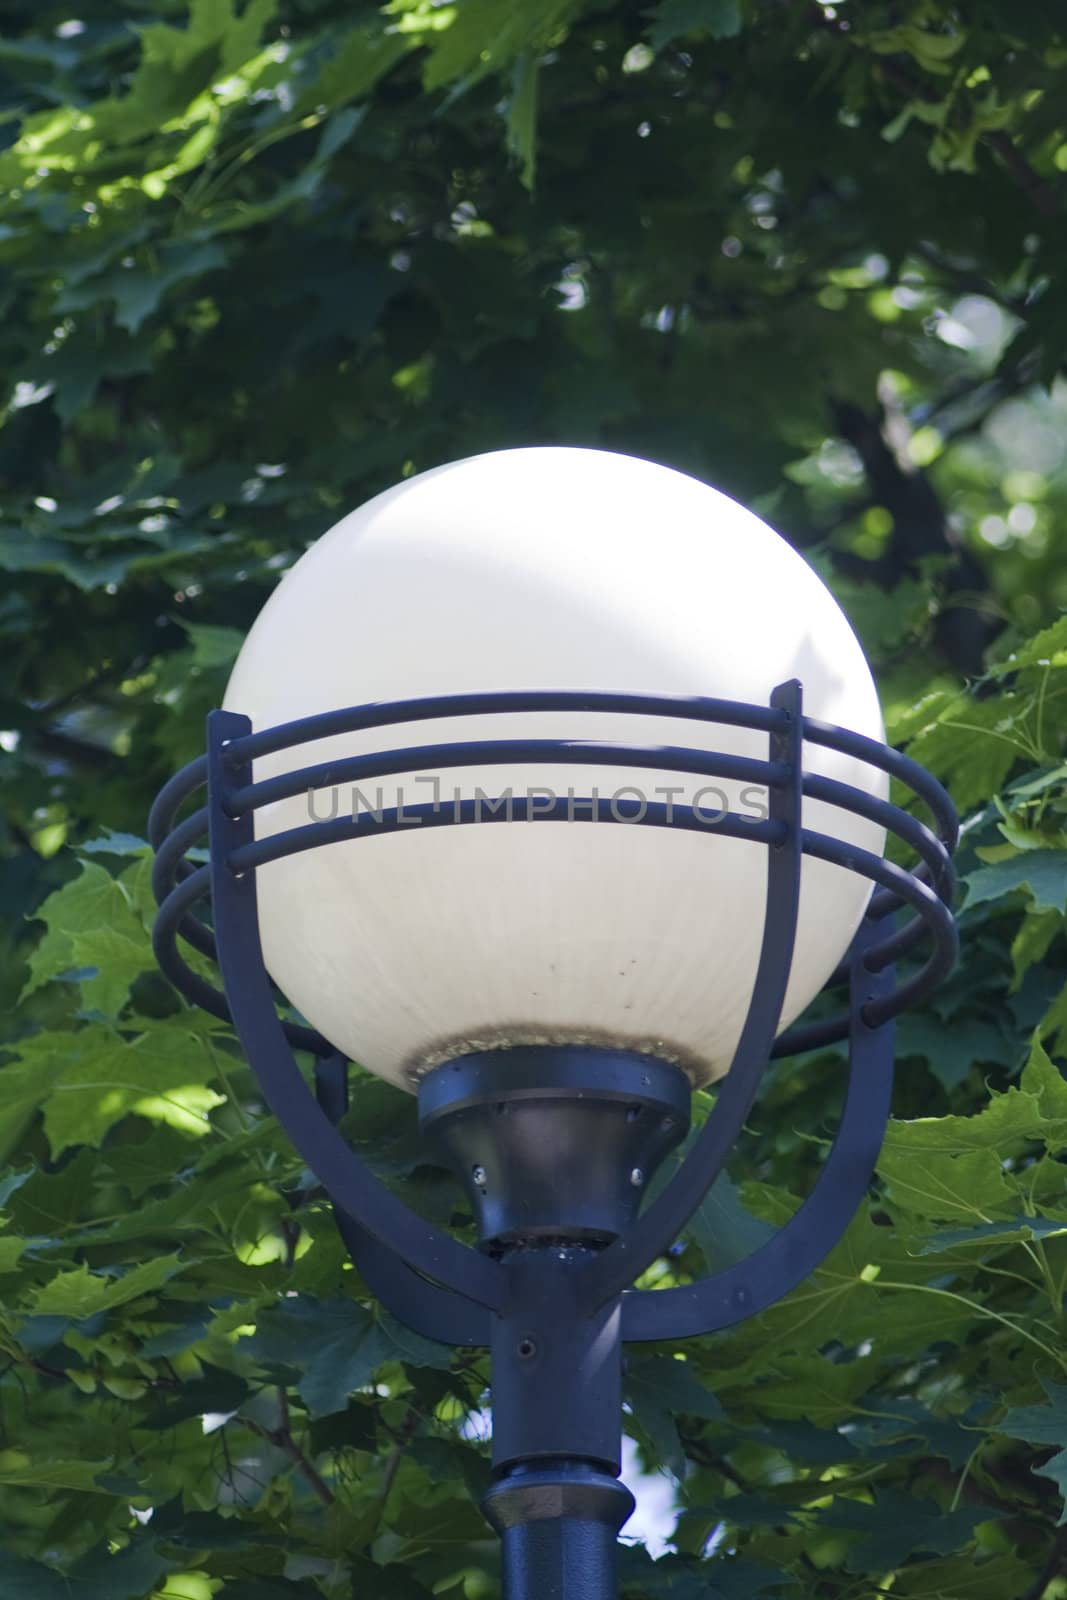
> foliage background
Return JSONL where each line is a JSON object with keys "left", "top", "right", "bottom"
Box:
{"left": 4, "top": 1, "right": 1067, "bottom": 1596}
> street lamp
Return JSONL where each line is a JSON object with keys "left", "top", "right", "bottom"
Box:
{"left": 149, "top": 447, "right": 957, "bottom": 1600}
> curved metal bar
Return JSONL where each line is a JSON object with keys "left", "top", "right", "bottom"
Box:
{"left": 223, "top": 690, "right": 791, "bottom": 766}
{"left": 802, "top": 773, "right": 954, "bottom": 899}
{"left": 207, "top": 709, "right": 504, "bottom": 1314}
{"left": 313, "top": 1054, "right": 491, "bottom": 1346}
{"left": 332, "top": 1211, "right": 493, "bottom": 1344}
{"left": 150, "top": 805, "right": 225, "bottom": 968}
{"left": 218, "top": 733, "right": 952, "bottom": 977}
{"left": 771, "top": 835, "right": 957, "bottom": 1056}
{"left": 150, "top": 703, "right": 955, "bottom": 1120}
{"left": 217, "top": 691, "right": 955, "bottom": 859}
{"left": 801, "top": 716, "right": 958, "bottom": 851}
{"left": 801, "top": 831, "right": 957, "bottom": 1019}
{"left": 851, "top": 906, "right": 926, "bottom": 967}
{"left": 161, "top": 887, "right": 219, "bottom": 966}
{"left": 221, "top": 803, "right": 953, "bottom": 1020}
{"left": 622, "top": 914, "right": 896, "bottom": 1341}
{"left": 777, "top": 910, "right": 938, "bottom": 1054}
{"left": 152, "top": 866, "right": 234, "bottom": 1026}
{"left": 153, "top": 864, "right": 332, "bottom": 1055}
{"left": 169, "top": 908, "right": 215, "bottom": 962}
{"left": 227, "top": 800, "right": 786, "bottom": 876}
{"left": 147, "top": 755, "right": 207, "bottom": 850}
{"left": 155, "top": 795, "right": 954, "bottom": 1061}
{"left": 576, "top": 680, "right": 805, "bottom": 1315}
{"left": 146, "top": 765, "right": 223, "bottom": 970}
{"left": 151, "top": 806, "right": 209, "bottom": 904}
{"left": 771, "top": 1013, "right": 850, "bottom": 1059}
{"left": 226, "top": 740, "right": 788, "bottom": 817}
{"left": 197, "top": 734, "right": 950, "bottom": 996}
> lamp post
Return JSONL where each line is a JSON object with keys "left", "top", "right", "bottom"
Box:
{"left": 149, "top": 447, "right": 957, "bottom": 1600}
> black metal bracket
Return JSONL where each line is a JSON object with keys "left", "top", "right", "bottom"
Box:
{"left": 148, "top": 678, "right": 958, "bottom": 1599}
{"left": 149, "top": 677, "right": 959, "bottom": 1340}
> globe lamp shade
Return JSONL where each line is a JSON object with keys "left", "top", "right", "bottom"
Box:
{"left": 223, "top": 446, "right": 886, "bottom": 1091}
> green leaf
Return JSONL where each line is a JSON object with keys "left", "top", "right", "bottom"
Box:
{"left": 879, "top": 1034, "right": 1067, "bottom": 1164}
{"left": 204, "top": 1581, "right": 327, "bottom": 1599}
{"left": 0, "top": 1555, "right": 70, "bottom": 1600}
{"left": 895, "top": 1011, "right": 1014, "bottom": 1090}
{"left": 69, "top": 1541, "right": 174, "bottom": 1600}
{"left": 831, "top": 1490, "right": 998, "bottom": 1570}
{"left": 891, "top": 1555, "right": 1033, "bottom": 1599}
{"left": 626, "top": 1354, "right": 723, "bottom": 1465}
{"left": 619, "top": 1547, "right": 785, "bottom": 1598}
{"left": 79, "top": 832, "right": 153, "bottom": 859}
{"left": 22, "top": 861, "right": 152, "bottom": 1013}
{"left": 991, "top": 616, "right": 1067, "bottom": 675}
{"left": 507, "top": 53, "right": 539, "bottom": 190}
{"left": 0, "top": 1036, "right": 68, "bottom": 1163}
{"left": 37, "top": 1022, "right": 226, "bottom": 1157}
{"left": 57, "top": 239, "right": 228, "bottom": 334}
{"left": 1022, "top": 1034, "right": 1067, "bottom": 1127}
{"left": 741, "top": 1353, "right": 878, "bottom": 1426}
{"left": 998, "top": 1380, "right": 1067, "bottom": 1521}
{"left": 407, "top": 1436, "right": 491, "bottom": 1505}
{"left": 24, "top": 327, "right": 156, "bottom": 425}
{"left": 417, "top": 0, "right": 578, "bottom": 94}
{"left": 0, "top": 1167, "right": 33, "bottom": 1208}
{"left": 377, "top": 1310, "right": 453, "bottom": 1371}
{"left": 146, "top": 1504, "right": 287, "bottom": 1552}
{"left": 627, "top": 1356, "right": 722, "bottom": 1422}
{"left": 0, "top": 528, "right": 215, "bottom": 592}
{"left": 177, "top": 617, "right": 244, "bottom": 670}
{"left": 964, "top": 849, "right": 1067, "bottom": 914}
{"left": 647, "top": 0, "right": 744, "bottom": 51}
{"left": 3, "top": 0, "right": 1067, "bottom": 1587}
{"left": 300, "top": 21, "right": 410, "bottom": 113}
{"left": 877, "top": 1146, "right": 1016, "bottom": 1223}
{"left": 921, "top": 1217, "right": 1067, "bottom": 1253}
{"left": 249, "top": 1296, "right": 392, "bottom": 1417}
{"left": 844, "top": 1397, "right": 981, "bottom": 1470}
{"left": 70, "top": 926, "right": 156, "bottom": 1014}
{"left": 686, "top": 1170, "right": 775, "bottom": 1272}
{"left": 88, "top": 0, "right": 277, "bottom": 143}
{"left": 0, "top": 1234, "right": 26, "bottom": 1271}
{"left": 28, "top": 1253, "right": 183, "bottom": 1318}
{"left": 1011, "top": 908, "right": 1062, "bottom": 990}
{"left": 0, "top": 1452, "right": 109, "bottom": 1492}
{"left": 903, "top": 694, "right": 1025, "bottom": 812}
{"left": 143, "top": 1363, "right": 250, "bottom": 1429}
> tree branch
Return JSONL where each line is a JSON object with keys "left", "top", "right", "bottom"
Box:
{"left": 1019, "top": 1527, "right": 1067, "bottom": 1600}
{"left": 242, "top": 1389, "right": 335, "bottom": 1507}
{"left": 811, "top": 10, "right": 1061, "bottom": 219}
{"left": 874, "top": 53, "right": 1059, "bottom": 218}
{"left": 378, "top": 1405, "right": 420, "bottom": 1511}
{"left": 982, "top": 130, "right": 1059, "bottom": 221}
{"left": 831, "top": 385, "right": 1002, "bottom": 674}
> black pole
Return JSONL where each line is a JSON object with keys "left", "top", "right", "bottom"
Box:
{"left": 485, "top": 1461, "right": 634, "bottom": 1600}
{"left": 417, "top": 1051, "right": 692, "bottom": 1600}
{"left": 482, "top": 1247, "right": 634, "bottom": 1600}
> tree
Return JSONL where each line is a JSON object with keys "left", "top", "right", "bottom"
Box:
{"left": 3, "top": 2, "right": 1067, "bottom": 1595}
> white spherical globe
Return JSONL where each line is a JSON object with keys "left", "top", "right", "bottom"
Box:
{"left": 224, "top": 446, "right": 886, "bottom": 1090}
